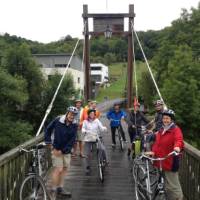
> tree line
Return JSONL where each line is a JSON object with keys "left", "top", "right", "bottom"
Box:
{"left": 1, "top": 2, "right": 200, "bottom": 153}
{"left": 0, "top": 41, "right": 77, "bottom": 154}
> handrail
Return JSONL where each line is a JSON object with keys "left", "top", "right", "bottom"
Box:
{"left": 179, "top": 141, "right": 200, "bottom": 200}
{"left": 0, "top": 134, "right": 51, "bottom": 200}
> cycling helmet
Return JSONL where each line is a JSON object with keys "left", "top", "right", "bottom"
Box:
{"left": 66, "top": 106, "right": 78, "bottom": 115}
{"left": 87, "top": 108, "right": 96, "bottom": 115}
{"left": 154, "top": 100, "right": 164, "bottom": 106}
{"left": 114, "top": 102, "right": 121, "bottom": 107}
{"left": 162, "top": 109, "right": 175, "bottom": 120}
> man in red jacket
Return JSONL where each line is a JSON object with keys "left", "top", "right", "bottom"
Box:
{"left": 147, "top": 109, "right": 184, "bottom": 200}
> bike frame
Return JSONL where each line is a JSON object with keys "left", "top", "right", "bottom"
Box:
{"left": 138, "top": 151, "right": 179, "bottom": 199}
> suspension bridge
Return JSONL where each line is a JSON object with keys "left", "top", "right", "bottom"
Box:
{"left": 0, "top": 4, "right": 200, "bottom": 200}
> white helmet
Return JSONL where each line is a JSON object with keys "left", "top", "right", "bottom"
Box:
{"left": 66, "top": 106, "right": 78, "bottom": 115}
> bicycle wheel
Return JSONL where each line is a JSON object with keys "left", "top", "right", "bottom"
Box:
{"left": 154, "top": 193, "right": 167, "bottom": 200}
{"left": 20, "top": 174, "right": 47, "bottom": 200}
{"left": 98, "top": 156, "right": 104, "bottom": 183}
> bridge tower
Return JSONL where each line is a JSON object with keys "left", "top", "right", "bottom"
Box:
{"left": 82, "top": 4, "right": 135, "bottom": 108}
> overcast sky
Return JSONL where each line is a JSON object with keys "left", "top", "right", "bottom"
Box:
{"left": 0, "top": 0, "right": 199, "bottom": 43}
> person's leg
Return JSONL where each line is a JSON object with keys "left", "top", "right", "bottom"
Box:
{"left": 111, "top": 126, "right": 116, "bottom": 145}
{"left": 79, "top": 141, "right": 84, "bottom": 157}
{"left": 56, "top": 154, "right": 72, "bottom": 197}
{"left": 72, "top": 142, "right": 77, "bottom": 157}
{"left": 84, "top": 142, "right": 92, "bottom": 172}
{"left": 119, "top": 124, "right": 126, "bottom": 141}
{"left": 165, "top": 171, "right": 183, "bottom": 200}
{"left": 51, "top": 154, "right": 63, "bottom": 190}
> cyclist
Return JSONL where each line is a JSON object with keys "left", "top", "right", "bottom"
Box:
{"left": 80, "top": 100, "right": 100, "bottom": 123}
{"left": 82, "top": 109, "right": 107, "bottom": 175}
{"left": 90, "top": 100, "right": 101, "bottom": 118}
{"left": 126, "top": 102, "right": 149, "bottom": 157}
{"left": 146, "top": 109, "right": 184, "bottom": 200}
{"left": 106, "top": 102, "right": 127, "bottom": 147}
{"left": 44, "top": 106, "right": 78, "bottom": 197}
{"left": 154, "top": 99, "right": 165, "bottom": 132}
{"left": 72, "top": 99, "right": 84, "bottom": 158}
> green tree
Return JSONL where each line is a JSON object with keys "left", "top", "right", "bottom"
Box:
{"left": 161, "top": 45, "right": 200, "bottom": 147}
{"left": 44, "top": 73, "right": 77, "bottom": 123}
{"left": 2, "top": 43, "right": 46, "bottom": 129}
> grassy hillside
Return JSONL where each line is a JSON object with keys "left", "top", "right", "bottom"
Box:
{"left": 96, "top": 62, "right": 147, "bottom": 102}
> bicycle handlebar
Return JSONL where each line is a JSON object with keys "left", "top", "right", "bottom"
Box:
{"left": 140, "top": 151, "right": 179, "bottom": 161}
{"left": 19, "top": 142, "right": 46, "bottom": 153}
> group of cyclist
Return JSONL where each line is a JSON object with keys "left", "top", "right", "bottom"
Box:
{"left": 44, "top": 98, "right": 184, "bottom": 200}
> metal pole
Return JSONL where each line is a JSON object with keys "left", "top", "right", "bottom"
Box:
{"left": 83, "top": 5, "right": 91, "bottom": 102}
{"left": 127, "top": 4, "right": 134, "bottom": 108}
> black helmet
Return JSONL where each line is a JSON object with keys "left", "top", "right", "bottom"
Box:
{"left": 162, "top": 109, "right": 175, "bottom": 120}
{"left": 87, "top": 109, "right": 96, "bottom": 115}
{"left": 66, "top": 106, "right": 78, "bottom": 115}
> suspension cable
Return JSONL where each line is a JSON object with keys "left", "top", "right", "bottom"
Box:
{"left": 131, "top": 21, "right": 166, "bottom": 108}
{"left": 36, "top": 39, "right": 80, "bottom": 136}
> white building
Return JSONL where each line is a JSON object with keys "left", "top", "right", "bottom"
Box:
{"left": 90, "top": 63, "right": 109, "bottom": 85}
{"left": 33, "top": 54, "right": 84, "bottom": 94}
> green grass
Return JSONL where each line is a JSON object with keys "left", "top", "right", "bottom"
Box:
{"left": 96, "top": 61, "right": 147, "bottom": 102}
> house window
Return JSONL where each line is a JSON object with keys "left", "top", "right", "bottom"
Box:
{"left": 55, "top": 64, "right": 70, "bottom": 68}
{"left": 91, "top": 67, "right": 102, "bottom": 71}
{"left": 78, "top": 77, "right": 80, "bottom": 83}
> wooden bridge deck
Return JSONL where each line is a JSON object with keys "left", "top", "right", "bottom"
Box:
{"left": 59, "top": 114, "right": 135, "bottom": 200}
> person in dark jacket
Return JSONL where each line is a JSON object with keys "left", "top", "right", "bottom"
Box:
{"left": 126, "top": 102, "right": 149, "bottom": 156}
{"left": 154, "top": 100, "right": 164, "bottom": 132}
{"left": 45, "top": 106, "right": 78, "bottom": 197}
{"left": 107, "top": 102, "right": 127, "bottom": 147}
{"left": 146, "top": 109, "right": 184, "bottom": 200}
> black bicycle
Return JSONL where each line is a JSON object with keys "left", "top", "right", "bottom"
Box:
{"left": 19, "top": 143, "right": 50, "bottom": 200}
{"left": 111, "top": 119, "right": 125, "bottom": 151}
{"left": 132, "top": 151, "right": 179, "bottom": 200}
{"left": 96, "top": 134, "right": 107, "bottom": 183}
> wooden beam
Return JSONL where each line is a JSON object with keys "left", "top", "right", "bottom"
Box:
{"left": 83, "top": 5, "right": 91, "bottom": 101}
{"left": 82, "top": 13, "right": 135, "bottom": 18}
{"left": 127, "top": 4, "right": 134, "bottom": 108}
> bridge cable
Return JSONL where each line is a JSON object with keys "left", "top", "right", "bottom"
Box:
{"left": 36, "top": 39, "right": 80, "bottom": 136}
{"left": 130, "top": 20, "right": 138, "bottom": 135}
{"left": 131, "top": 21, "right": 167, "bottom": 109}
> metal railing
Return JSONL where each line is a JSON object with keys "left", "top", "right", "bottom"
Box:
{"left": 0, "top": 134, "right": 51, "bottom": 200}
{"left": 179, "top": 142, "right": 200, "bottom": 200}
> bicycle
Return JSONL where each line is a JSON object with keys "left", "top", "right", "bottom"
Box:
{"left": 110, "top": 119, "right": 125, "bottom": 151}
{"left": 19, "top": 142, "right": 51, "bottom": 200}
{"left": 96, "top": 134, "right": 107, "bottom": 183}
{"left": 132, "top": 151, "right": 179, "bottom": 200}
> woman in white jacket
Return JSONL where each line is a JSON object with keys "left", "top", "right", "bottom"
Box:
{"left": 82, "top": 109, "right": 107, "bottom": 174}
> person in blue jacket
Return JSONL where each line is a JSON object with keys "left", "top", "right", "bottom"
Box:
{"left": 45, "top": 106, "right": 78, "bottom": 198}
{"left": 107, "top": 102, "right": 127, "bottom": 147}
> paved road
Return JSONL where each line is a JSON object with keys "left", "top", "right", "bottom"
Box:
{"left": 59, "top": 113, "right": 135, "bottom": 200}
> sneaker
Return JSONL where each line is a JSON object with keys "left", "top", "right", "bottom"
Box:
{"left": 80, "top": 153, "right": 86, "bottom": 158}
{"left": 56, "top": 187, "right": 72, "bottom": 197}
{"left": 111, "top": 144, "right": 116, "bottom": 148}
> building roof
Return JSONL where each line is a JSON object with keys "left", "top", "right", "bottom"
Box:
{"left": 33, "top": 53, "right": 83, "bottom": 72}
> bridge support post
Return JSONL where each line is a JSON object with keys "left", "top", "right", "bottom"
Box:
{"left": 83, "top": 5, "right": 91, "bottom": 102}
{"left": 127, "top": 4, "right": 134, "bottom": 108}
